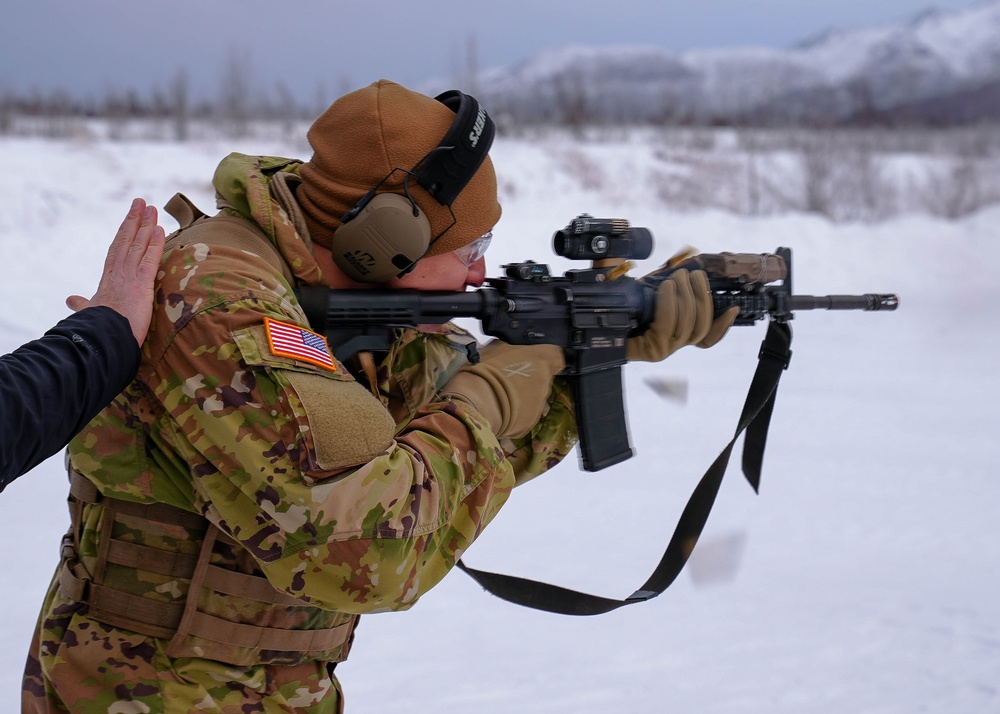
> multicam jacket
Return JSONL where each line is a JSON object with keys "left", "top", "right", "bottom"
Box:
{"left": 23, "top": 154, "right": 578, "bottom": 714}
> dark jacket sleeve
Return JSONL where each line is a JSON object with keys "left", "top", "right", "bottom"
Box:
{"left": 0, "top": 306, "right": 140, "bottom": 491}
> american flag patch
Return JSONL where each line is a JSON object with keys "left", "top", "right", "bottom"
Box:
{"left": 264, "top": 317, "right": 337, "bottom": 372}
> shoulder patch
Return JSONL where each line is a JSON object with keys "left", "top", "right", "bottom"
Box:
{"left": 264, "top": 317, "right": 337, "bottom": 372}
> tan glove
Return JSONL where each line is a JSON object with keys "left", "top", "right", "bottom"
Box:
{"left": 441, "top": 341, "right": 565, "bottom": 440}
{"left": 626, "top": 268, "right": 739, "bottom": 363}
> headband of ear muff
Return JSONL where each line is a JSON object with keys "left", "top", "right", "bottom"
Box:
{"left": 331, "top": 193, "right": 431, "bottom": 283}
{"left": 414, "top": 90, "right": 496, "bottom": 207}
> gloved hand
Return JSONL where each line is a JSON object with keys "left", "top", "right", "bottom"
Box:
{"left": 441, "top": 341, "right": 565, "bottom": 440}
{"left": 626, "top": 268, "right": 739, "bottom": 363}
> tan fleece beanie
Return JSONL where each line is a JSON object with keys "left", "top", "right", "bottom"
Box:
{"left": 298, "top": 79, "right": 502, "bottom": 256}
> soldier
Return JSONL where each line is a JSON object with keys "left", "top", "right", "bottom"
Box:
{"left": 0, "top": 199, "right": 164, "bottom": 489}
{"left": 23, "top": 80, "right": 734, "bottom": 713}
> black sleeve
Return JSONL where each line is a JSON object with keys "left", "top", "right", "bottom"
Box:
{"left": 0, "top": 306, "right": 140, "bottom": 491}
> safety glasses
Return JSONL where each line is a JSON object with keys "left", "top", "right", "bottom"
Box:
{"left": 454, "top": 231, "right": 492, "bottom": 266}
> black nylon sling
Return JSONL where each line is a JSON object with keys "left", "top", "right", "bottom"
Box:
{"left": 456, "top": 321, "right": 793, "bottom": 615}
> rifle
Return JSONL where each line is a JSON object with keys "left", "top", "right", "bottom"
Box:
{"left": 297, "top": 214, "right": 898, "bottom": 473}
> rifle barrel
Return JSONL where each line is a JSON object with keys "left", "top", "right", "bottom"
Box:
{"left": 788, "top": 294, "right": 899, "bottom": 311}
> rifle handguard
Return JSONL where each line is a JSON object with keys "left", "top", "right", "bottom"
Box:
{"left": 626, "top": 269, "right": 736, "bottom": 362}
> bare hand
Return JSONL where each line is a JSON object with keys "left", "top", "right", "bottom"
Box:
{"left": 66, "top": 198, "right": 167, "bottom": 345}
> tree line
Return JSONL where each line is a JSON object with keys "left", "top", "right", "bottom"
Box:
{"left": 4, "top": 61, "right": 999, "bottom": 142}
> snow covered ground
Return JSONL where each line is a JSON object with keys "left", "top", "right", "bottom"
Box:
{"left": 0, "top": 130, "right": 996, "bottom": 713}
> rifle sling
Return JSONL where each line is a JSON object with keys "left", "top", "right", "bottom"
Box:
{"left": 456, "top": 320, "right": 793, "bottom": 615}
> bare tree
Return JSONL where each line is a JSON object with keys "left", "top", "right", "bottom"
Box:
{"left": 450, "top": 33, "right": 481, "bottom": 97}
{"left": 464, "top": 34, "right": 481, "bottom": 98}
{"left": 218, "top": 48, "right": 252, "bottom": 138}
{"left": 552, "top": 70, "right": 589, "bottom": 136}
{"left": 170, "top": 69, "right": 190, "bottom": 142}
{"left": 847, "top": 132, "right": 894, "bottom": 220}
{"left": 922, "top": 155, "right": 984, "bottom": 218}
{"left": 272, "top": 80, "right": 297, "bottom": 138}
{"left": 103, "top": 89, "right": 127, "bottom": 141}
{"left": 798, "top": 130, "right": 836, "bottom": 217}
{"left": 739, "top": 128, "right": 762, "bottom": 215}
{"left": 0, "top": 90, "right": 12, "bottom": 135}
{"left": 44, "top": 89, "right": 76, "bottom": 138}
{"left": 844, "top": 76, "right": 880, "bottom": 126}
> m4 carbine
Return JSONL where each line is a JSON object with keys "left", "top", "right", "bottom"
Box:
{"left": 297, "top": 214, "right": 898, "bottom": 472}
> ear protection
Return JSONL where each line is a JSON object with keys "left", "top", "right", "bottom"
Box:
{"left": 332, "top": 90, "right": 496, "bottom": 283}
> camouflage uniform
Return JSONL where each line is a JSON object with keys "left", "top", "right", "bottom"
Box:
{"left": 23, "top": 154, "right": 578, "bottom": 713}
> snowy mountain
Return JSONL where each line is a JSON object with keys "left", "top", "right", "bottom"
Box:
{"left": 465, "top": 1, "right": 1000, "bottom": 124}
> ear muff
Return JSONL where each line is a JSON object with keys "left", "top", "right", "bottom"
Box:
{"left": 329, "top": 90, "right": 495, "bottom": 283}
{"left": 331, "top": 193, "right": 431, "bottom": 283}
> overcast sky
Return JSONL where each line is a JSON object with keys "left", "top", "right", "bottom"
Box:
{"left": 0, "top": 0, "right": 986, "bottom": 105}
